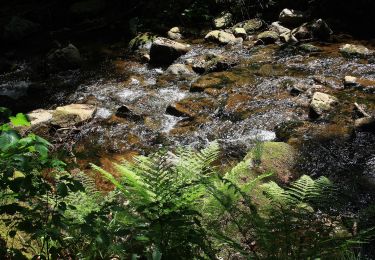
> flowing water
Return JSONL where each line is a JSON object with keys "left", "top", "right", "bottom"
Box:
{"left": 1, "top": 37, "right": 375, "bottom": 208}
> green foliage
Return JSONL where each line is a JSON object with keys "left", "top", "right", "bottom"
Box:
{"left": 0, "top": 110, "right": 84, "bottom": 259}
{"left": 92, "top": 143, "right": 221, "bottom": 259}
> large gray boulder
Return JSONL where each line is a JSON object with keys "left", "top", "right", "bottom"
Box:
{"left": 47, "top": 44, "right": 82, "bottom": 71}
{"left": 149, "top": 37, "right": 190, "bottom": 65}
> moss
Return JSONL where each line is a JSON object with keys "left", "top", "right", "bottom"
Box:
{"left": 245, "top": 142, "right": 296, "bottom": 184}
{"left": 128, "top": 32, "right": 156, "bottom": 51}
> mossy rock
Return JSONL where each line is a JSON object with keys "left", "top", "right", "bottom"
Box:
{"left": 128, "top": 32, "right": 156, "bottom": 51}
{"left": 236, "top": 19, "right": 263, "bottom": 34}
{"left": 245, "top": 142, "right": 296, "bottom": 184}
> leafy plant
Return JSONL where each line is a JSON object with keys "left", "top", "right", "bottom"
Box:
{"left": 92, "top": 144, "right": 220, "bottom": 259}
{"left": 0, "top": 108, "right": 83, "bottom": 259}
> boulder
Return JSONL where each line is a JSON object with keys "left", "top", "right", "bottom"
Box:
{"left": 27, "top": 109, "right": 53, "bottom": 126}
{"left": 47, "top": 44, "right": 82, "bottom": 71}
{"left": 205, "top": 30, "right": 236, "bottom": 45}
{"left": 167, "top": 27, "right": 183, "bottom": 40}
{"left": 165, "top": 64, "right": 194, "bottom": 76}
{"left": 309, "top": 19, "right": 333, "bottom": 40}
{"left": 309, "top": 92, "right": 338, "bottom": 118}
{"left": 191, "top": 54, "right": 238, "bottom": 74}
{"left": 213, "top": 12, "right": 233, "bottom": 29}
{"left": 51, "top": 104, "right": 96, "bottom": 127}
{"left": 245, "top": 141, "right": 297, "bottom": 183}
{"left": 128, "top": 32, "right": 156, "bottom": 51}
{"left": 291, "top": 23, "right": 312, "bottom": 41}
{"left": 3, "top": 16, "right": 40, "bottom": 42}
{"left": 340, "top": 44, "right": 373, "bottom": 58}
{"left": 149, "top": 37, "right": 190, "bottom": 65}
{"left": 237, "top": 19, "right": 263, "bottom": 34}
{"left": 233, "top": 27, "right": 247, "bottom": 39}
{"left": 270, "top": 21, "right": 290, "bottom": 35}
{"left": 291, "top": 19, "right": 332, "bottom": 42}
{"left": 256, "top": 31, "right": 279, "bottom": 45}
{"left": 279, "top": 8, "right": 307, "bottom": 27}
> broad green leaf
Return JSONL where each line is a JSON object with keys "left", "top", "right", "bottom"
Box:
{"left": 0, "top": 130, "right": 20, "bottom": 151}
{"left": 9, "top": 113, "right": 31, "bottom": 127}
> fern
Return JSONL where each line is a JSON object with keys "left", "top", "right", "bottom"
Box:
{"left": 91, "top": 142, "right": 221, "bottom": 259}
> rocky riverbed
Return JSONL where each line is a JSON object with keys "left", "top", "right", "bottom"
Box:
{"left": 1, "top": 8, "right": 375, "bottom": 213}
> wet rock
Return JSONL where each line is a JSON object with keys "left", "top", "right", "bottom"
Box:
{"left": 309, "top": 92, "right": 338, "bottom": 118}
{"left": 224, "top": 93, "right": 253, "bottom": 119}
{"left": 3, "top": 16, "right": 40, "bottom": 42}
{"left": 47, "top": 44, "right": 82, "bottom": 71}
{"left": 256, "top": 31, "right": 279, "bottom": 45}
{"left": 213, "top": 12, "right": 233, "bottom": 29}
{"left": 115, "top": 105, "right": 143, "bottom": 121}
{"left": 234, "top": 19, "right": 263, "bottom": 34}
{"left": 165, "top": 64, "right": 194, "bottom": 76}
{"left": 233, "top": 28, "right": 247, "bottom": 39}
{"left": 344, "top": 76, "right": 357, "bottom": 86}
{"left": 166, "top": 97, "right": 216, "bottom": 118}
{"left": 167, "top": 27, "right": 183, "bottom": 40}
{"left": 190, "top": 75, "right": 223, "bottom": 92}
{"left": 291, "top": 23, "right": 312, "bottom": 41}
{"left": 270, "top": 21, "right": 290, "bottom": 35}
{"left": 245, "top": 141, "right": 297, "bottom": 183}
{"left": 344, "top": 76, "right": 375, "bottom": 92}
{"left": 205, "top": 30, "right": 236, "bottom": 45}
{"left": 191, "top": 54, "right": 238, "bottom": 74}
{"left": 340, "top": 44, "right": 373, "bottom": 58}
{"left": 150, "top": 37, "right": 190, "bottom": 65}
{"left": 27, "top": 109, "right": 53, "bottom": 126}
{"left": 291, "top": 19, "right": 332, "bottom": 42}
{"left": 275, "top": 121, "right": 304, "bottom": 142}
{"left": 279, "top": 8, "right": 307, "bottom": 27}
{"left": 355, "top": 117, "right": 375, "bottom": 132}
{"left": 299, "top": 43, "right": 322, "bottom": 53}
{"left": 51, "top": 104, "right": 96, "bottom": 127}
{"left": 280, "top": 31, "right": 297, "bottom": 43}
{"left": 128, "top": 32, "right": 156, "bottom": 51}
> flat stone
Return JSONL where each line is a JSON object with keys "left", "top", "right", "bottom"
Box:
{"left": 52, "top": 104, "right": 96, "bottom": 127}
{"left": 27, "top": 109, "right": 53, "bottom": 126}
{"left": 205, "top": 30, "right": 236, "bottom": 45}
